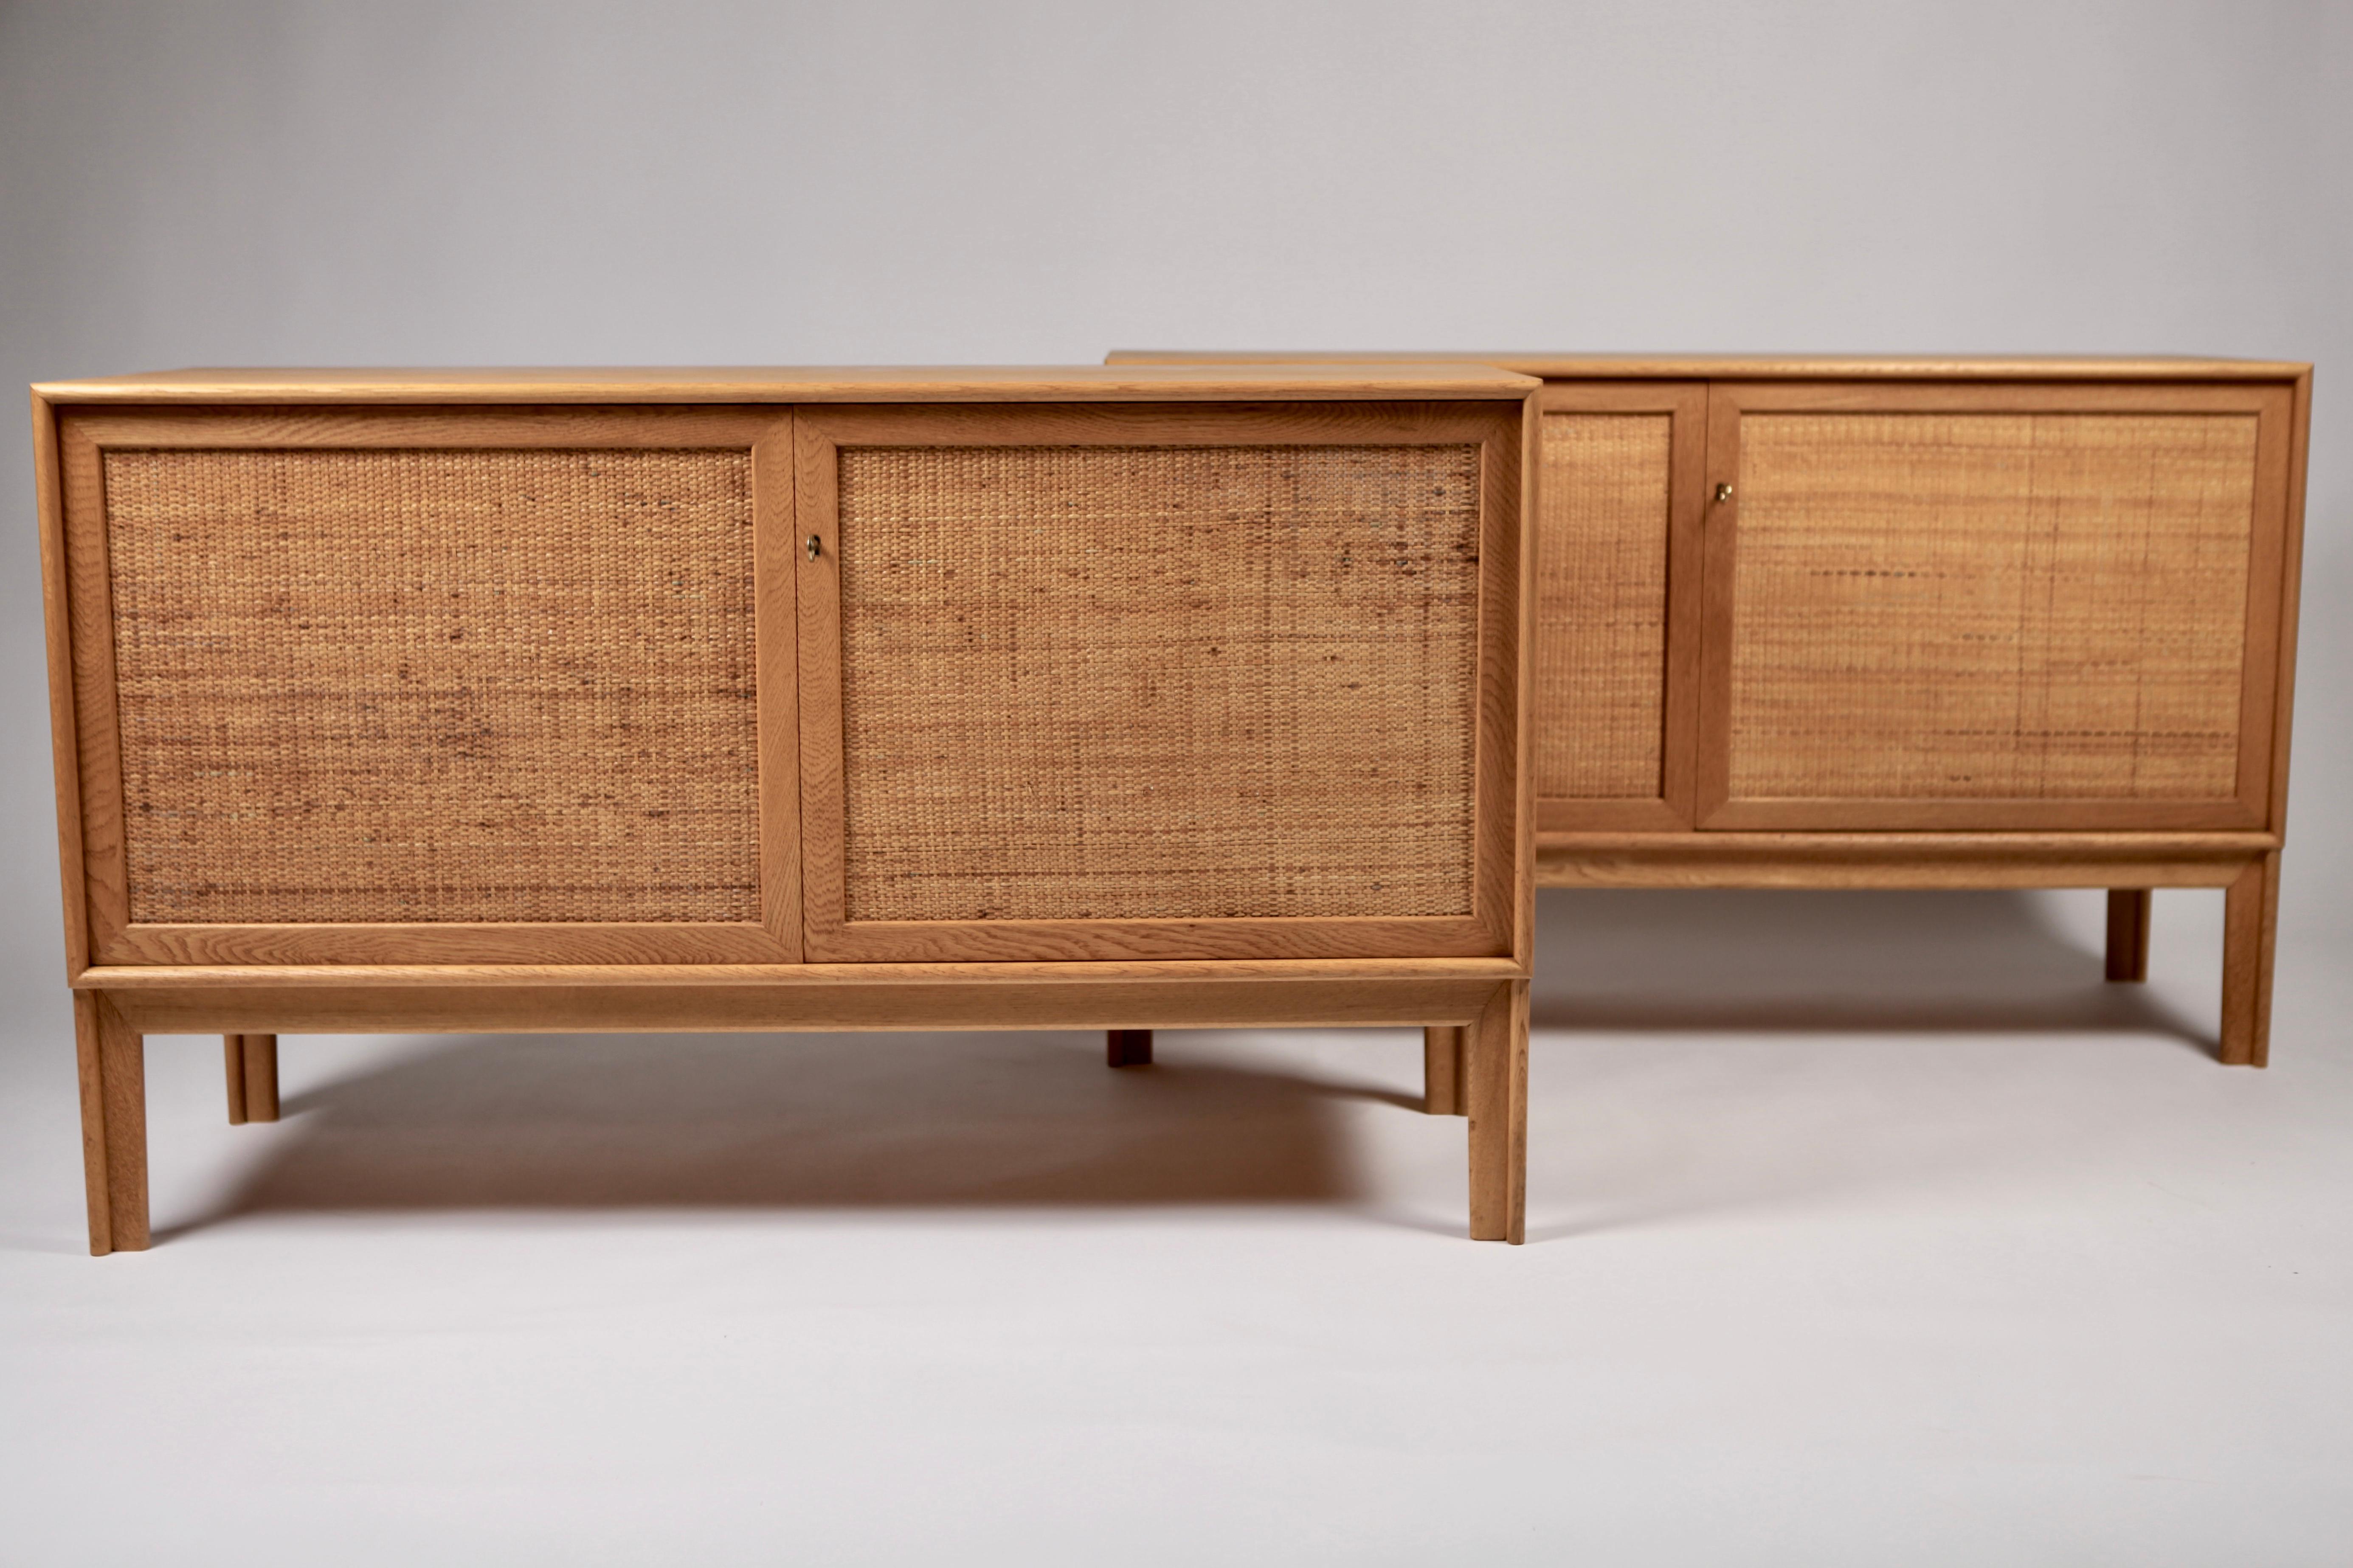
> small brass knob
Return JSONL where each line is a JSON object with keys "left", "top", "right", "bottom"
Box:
{"left": 806, "top": 534, "right": 823, "bottom": 561}
{"left": 1714, "top": 483, "right": 1734, "bottom": 504}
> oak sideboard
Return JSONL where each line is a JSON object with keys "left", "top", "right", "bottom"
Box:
{"left": 1116, "top": 354, "right": 2309, "bottom": 1071}
{"left": 34, "top": 364, "right": 1540, "bottom": 1252}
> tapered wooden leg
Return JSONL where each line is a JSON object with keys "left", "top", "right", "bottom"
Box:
{"left": 73, "top": 992, "right": 147, "bottom": 1256}
{"left": 1466, "top": 980, "right": 1528, "bottom": 1244}
{"left": 2221, "top": 852, "right": 2280, "bottom": 1068}
{"left": 1423, "top": 1026, "right": 1467, "bottom": 1116}
{"left": 224, "top": 1034, "right": 279, "bottom": 1123}
{"left": 1107, "top": 1029, "right": 1153, "bottom": 1068}
{"left": 2104, "top": 889, "right": 2152, "bottom": 982}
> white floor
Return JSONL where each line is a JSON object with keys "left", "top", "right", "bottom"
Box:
{"left": 2, "top": 888, "right": 2348, "bottom": 1565}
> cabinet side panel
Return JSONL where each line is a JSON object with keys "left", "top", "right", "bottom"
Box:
{"left": 1729, "top": 412, "right": 2255, "bottom": 801}
{"left": 1533, "top": 412, "right": 1670, "bottom": 799}
{"left": 835, "top": 442, "right": 1481, "bottom": 922}
{"left": 104, "top": 447, "right": 760, "bottom": 922}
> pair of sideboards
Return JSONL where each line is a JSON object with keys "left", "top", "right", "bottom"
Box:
{"left": 32, "top": 356, "right": 2311, "bottom": 1255}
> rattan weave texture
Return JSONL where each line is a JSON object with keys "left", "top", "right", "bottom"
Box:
{"left": 836, "top": 444, "right": 1481, "bottom": 922}
{"left": 1730, "top": 413, "right": 2256, "bottom": 799}
{"left": 106, "top": 447, "right": 760, "bottom": 923}
{"left": 1534, "top": 413, "right": 1670, "bottom": 798}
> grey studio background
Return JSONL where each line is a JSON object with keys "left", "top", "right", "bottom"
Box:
{"left": 3, "top": 3, "right": 2350, "bottom": 1564}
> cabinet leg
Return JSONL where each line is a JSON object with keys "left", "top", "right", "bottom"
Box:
{"left": 1466, "top": 981, "right": 1528, "bottom": 1244}
{"left": 73, "top": 993, "right": 148, "bottom": 1256}
{"left": 1106, "top": 1029, "right": 1153, "bottom": 1068}
{"left": 1423, "top": 1026, "right": 1467, "bottom": 1116}
{"left": 224, "top": 1034, "right": 279, "bottom": 1124}
{"left": 2221, "top": 852, "right": 2280, "bottom": 1068}
{"left": 2105, "top": 889, "right": 2152, "bottom": 982}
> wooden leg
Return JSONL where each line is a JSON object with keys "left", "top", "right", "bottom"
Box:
{"left": 224, "top": 1034, "right": 279, "bottom": 1123}
{"left": 2222, "top": 852, "right": 2280, "bottom": 1068}
{"left": 1466, "top": 980, "right": 1528, "bottom": 1244}
{"left": 73, "top": 992, "right": 148, "bottom": 1256}
{"left": 1422, "top": 1026, "right": 1467, "bottom": 1116}
{"left": 1106, "top": 1029, "right": 1153, "bottom": 1068}
{"left": 2104, "top": 889, "right": 2152, "bottom": 982}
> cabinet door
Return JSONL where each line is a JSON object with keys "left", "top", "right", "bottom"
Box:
{"left": 1531, "top": 383, "right": 1706, "bottom": 830}
{"left": 1697, "top": 382, "right": 2295, "bottom": 830}
{"left": 56, "top": 407, "right": 802, "bottom": 965}
{"left": 793, "top": 401, "right": 1524, "bottom": 963}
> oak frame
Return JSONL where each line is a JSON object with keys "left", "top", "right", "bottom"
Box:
{"left": 791, "top": 401, "right": 1528, "bottom": 964}
{"left": 1694, "top": 379, "right": 2297, "bottom": 834}
{"left": 51, "top": 405, "right": 805, "bottom": 968}
{"left": 1529, "top": 380, "right": 1708, "bottom": 833}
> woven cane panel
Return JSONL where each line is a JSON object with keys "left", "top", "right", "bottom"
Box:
{"left": 836, "top": 443, "right": 1481, "bottom": 923}
{"left": 1729, "top": 413, "right": 2257, "bottom": 799}
{"left": 105, "top": 447, "right": 759, "bottom": 923}
{"left": 1534, "top": 413, "right": 1671, "bottom": 798}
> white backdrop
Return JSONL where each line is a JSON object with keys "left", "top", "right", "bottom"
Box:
{"left": 0, "top": 5, "right": 2347, "bottom": 1562}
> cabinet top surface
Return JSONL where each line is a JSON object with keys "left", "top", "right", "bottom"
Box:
{"left": 1104, "top": 351, "right": 2311, "bottom": 381}
{"left": 31, "top": 363, "right": 1541, "bottom": 405}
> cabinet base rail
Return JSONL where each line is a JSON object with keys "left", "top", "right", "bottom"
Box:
{"left": 75, "top": 976, "right": 1533, "bottom": 1256}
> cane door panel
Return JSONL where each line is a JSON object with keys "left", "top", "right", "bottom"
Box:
{"left": 794, "top": 401, "right": 1523, "bottom": 962}
{"left": 1698, "top": 382, "right": 2294, "bottom": 831}
{"left": 56, "top": 406, "right": 802, "bottom": 965}
{"left": 1531, "top": 382, "right": 1706, "bottom": 831}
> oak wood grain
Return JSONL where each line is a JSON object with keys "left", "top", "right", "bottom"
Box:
{"left": 36, "top": 365, "right": 1541, "bottom": 405}
{"left": 74, "top": 992, "right": 144, "bottom": 1255}
{"left": 77, "top": 956, "right": 1531, "bottom": 989}
{"left": 225, "top": 1034, "right": 279, "bottom": 1123}
{"left": 1106, "top": 351, "right": 2309, "bottom": 382}
{"left": 2222, "top": 851, "right": 2280, "bottom": 1067}
{"left": 1466, "top": 981, "right": 1528, "bottom": 1243}
{"left": 102, "top": 978, "right": 1503, "bottom": 1036}
{"left": 1422, "top": 1025, "right": 1466, "bottom": 1116}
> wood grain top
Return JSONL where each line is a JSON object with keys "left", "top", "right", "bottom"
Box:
{"left": 1106, "top": 351, "right": 2311, "bottom": 381}
{"left": 31, "top": 363, "right": 1541, "bottom": 405}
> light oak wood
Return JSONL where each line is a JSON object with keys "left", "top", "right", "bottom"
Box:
{"left": 74, "top": 992, "right": 144, "bottom": 1255}
{"left": 1697, "top": 381, "right": 2291, "bottom": 834}
{"left": 1423, "top": 1025, "right": 1467, "bottom": 1116}
{"left": 35, "top": 364, "right": 1540, "bottom": 405}
{"left": 101, "top": 978, "right": 1506, "bottom": 1037}
{"left": 1527, "top": 383, "right": 1706, "bottom": 832}
{"left": 791, "top": 402, "right": 1524, "bottom": 964}
{"left": 1125, "top": 354, "right": 2305, "bottom": 1073}
{"left": 1539, "top": 832, "right": 2271, "bottom": 890}
{"left": 33, "top": 392, "right": 87, "bottom": 978}
{"left": 1106, "top": 1030, "right": 1154, "bottom": 1068}
{"left": 57, "top": 406, "right": 800, "bottom": 969}
{"left": 223, "top": 1034, "right": 279, "bottom": 1124}
{"left": 2105, "top": 891, "right": 2153, "bottom": 983}
{"left": 35, "top": 372, "right": 1541, "bottom": 1250}
{"left": 1107, "top": 352, "right": 2310, "bottom": 382}
{"left": 77, "top": 956, "right": 1529, "bottom": 990}
{"left": 2222, "top": 852, "right": 2280, "bottom": 1068}
{"left": 1466, "top": 981, "right": 1529, "bottom": 1243}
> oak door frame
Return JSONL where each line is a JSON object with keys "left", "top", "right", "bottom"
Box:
{"left": 48, "top": 404, "right": 804, "bottom": 968}
{"left": 1696, "top": 380, "right": 2297, "bottom": 832}
{"left": 1530, "top": 380, "right": 1708, "bottom": 833}
{"left": 792, "top": 399, "right": 1527, "bottom": 963}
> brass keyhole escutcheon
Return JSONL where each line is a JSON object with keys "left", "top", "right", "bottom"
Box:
{"left": 806, "top": 534, "right": 823, "bottom": 561}
{"left": 1714, "top": 483, "right": 1734, "bottom": 504}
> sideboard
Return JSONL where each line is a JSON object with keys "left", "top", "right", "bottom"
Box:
{"left": 1115, "top": 354, "right": 2310, "bottom": 1075}
{"left": 34, "top": 364, "right": 1540, "bottom": 1252}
